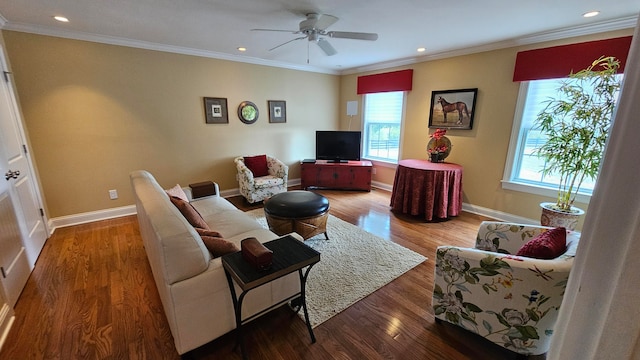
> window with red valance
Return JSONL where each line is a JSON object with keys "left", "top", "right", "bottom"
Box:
{"left": 357, "top": 69, "right": 413, "bottom": 94}
{"left": 513, "top": 36, "right": 632, "bottom": 81}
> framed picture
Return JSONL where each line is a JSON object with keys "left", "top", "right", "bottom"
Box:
{"left": 268, "top": 100, "right": 286, "bottom": 123}
{"left": 428, "top": 88, "right": 478, "bottom": 130}
{"left": 203, "top": 97, "right": 228, "bottom": 124}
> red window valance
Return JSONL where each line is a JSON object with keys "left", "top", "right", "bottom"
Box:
{"left": 357, "top": 69, "right": 413, "bottom": 94}
{"left": 513, "top": 36, "right": 632, "bottom": 82}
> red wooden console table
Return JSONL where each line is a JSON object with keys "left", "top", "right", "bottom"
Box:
{"left": 390, "top": 159, "right": 463, "bottom": 221}
{"left": 300, "top": 160, "right": 372, "bottom": 191}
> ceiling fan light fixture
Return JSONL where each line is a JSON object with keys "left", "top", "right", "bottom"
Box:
{"left": 583, "top": 11, "right": 600, "bottom": 18}
{"left": 54, "top": 15, "right": 69, "bottom": 23}
{"left": 417, "top": 47, "right": 426, "bottom": 52}
{"left": 254, "top": 13, "right": 377, "bottom": 59}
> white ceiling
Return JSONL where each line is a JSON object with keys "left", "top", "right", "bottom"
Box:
{"left": 0, "top": 0, "right": 638, "bottom": 74}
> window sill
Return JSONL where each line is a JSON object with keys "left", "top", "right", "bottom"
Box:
{"left": 501, "top": 180, "right": 591, "bottom": 204}
{"left": 362, "top": 158, "right": 398, "bottom": 169}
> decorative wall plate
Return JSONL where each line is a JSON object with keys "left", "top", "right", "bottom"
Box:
{"left": 238, "top": 101, "right": 259, "bottom": 124}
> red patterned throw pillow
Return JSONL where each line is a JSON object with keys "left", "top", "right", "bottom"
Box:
{"left": 243, "top": 155, "right": 269, "bottom": 177}
{"left": 200, "top": 236, "right": 239, "bottom": 258}
{"left": 196, "top": 228, "right": 223, "bottom": 238}
{"left": 169, "top": 196, "right": 210, "bottom": 230}
{"left": 516, "top": 227, "right": 567, "bottom": 259}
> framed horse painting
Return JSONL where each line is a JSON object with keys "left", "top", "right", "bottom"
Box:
{"left": 428, "top": 88, "right": 478, "bottom": 130}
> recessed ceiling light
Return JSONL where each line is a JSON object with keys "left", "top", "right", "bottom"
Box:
{"left": 237, "top": 47, "right": 247, "bottom": 52}
{"left": 54, "top": 15, "right": 69, "bottom": 22}
{"left": 417, "top": 47, "right": 426, "bottom": 53}
{"left": 583, "top": 11, "right": 600, "bottom": 18}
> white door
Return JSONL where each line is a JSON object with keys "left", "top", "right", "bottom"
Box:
{"left": 0, "top": 176, "right": 29, "bottom": 307}
{"left": 0, "top": 46, "right": 48, "bottom": 306}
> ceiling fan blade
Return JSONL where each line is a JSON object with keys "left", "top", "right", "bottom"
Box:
{"left": 300, "top": 13, "right": 338, "bottom": 31}
{"left": 251, "top": 28, "right": 298, "bottom": 33}
{"left": 316, "top": 38, "right": 337, "bottom": 56}
{"left": 269, "top": 36, "right": 307, "bottom": 51}
{"left": 327, "top": 31, "right": 378, "bottom": 41}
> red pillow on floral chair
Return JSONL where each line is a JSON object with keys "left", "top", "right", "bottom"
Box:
{"left": 243, "top": 155, "right": 269, "bottom": 177}
{"left": 516, "top": 227, "right": 567, "bottom": 259}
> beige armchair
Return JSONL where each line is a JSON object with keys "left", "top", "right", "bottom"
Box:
{"left": 432, "top": 221, "right": 580, "bottom": 357}
{"left": 234, "top": 155, "right": 288, "bottom": 203}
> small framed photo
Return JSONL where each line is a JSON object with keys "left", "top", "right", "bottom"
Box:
{"left": 268, "top": 100, "right": 286, "bottom": 123}
{"left": 428, "top": 88, "right": 478, "bottom": 130}
{"left": 203, "top": 97, "right": 228, "bottom": 124}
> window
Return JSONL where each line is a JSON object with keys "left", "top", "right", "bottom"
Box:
{"left": 503, "top": 74, "right": 623, "bottom": 198}
{"left": 362, "top": 91, "right": 405, "bottom": 163}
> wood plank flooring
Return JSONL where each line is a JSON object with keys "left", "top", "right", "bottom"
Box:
{"left": 1, "top": 188, "right": 525, "bottom": 359}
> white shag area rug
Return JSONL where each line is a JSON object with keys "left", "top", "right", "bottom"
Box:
{"left": 246, "top": 208, "right": 427, "bottom": 328}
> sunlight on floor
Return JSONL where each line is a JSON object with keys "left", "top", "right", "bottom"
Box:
{"left": 357, "top": 209, "right": 391, "bottom": 239}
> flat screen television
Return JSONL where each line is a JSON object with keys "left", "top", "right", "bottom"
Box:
{"left": 315, "top": 131, "right": 362, "bottom": 162}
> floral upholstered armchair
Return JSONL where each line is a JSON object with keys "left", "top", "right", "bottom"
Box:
{"left": 432, "top": 221, "right": 580, "bottom": 357}
{"left": 234, "top": 155, "right": 288, "bottom": 203}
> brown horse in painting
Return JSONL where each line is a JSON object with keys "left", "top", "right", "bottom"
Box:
{"left": 437, "top": 96, "right": 470, "bottom": 124}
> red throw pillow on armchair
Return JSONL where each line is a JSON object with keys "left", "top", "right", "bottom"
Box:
{"left": 516, "top": 227, "right": 567, "bottom": 259}
{"left": 243, "top": 155, "right": 269, "bottom": 177}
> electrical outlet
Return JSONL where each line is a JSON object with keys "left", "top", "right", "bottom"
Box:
{"left": 372, "top": 167, "right": 377, "bottom": 175}
{"left": 109, "top": 189, "right": 118, "bottom": 200}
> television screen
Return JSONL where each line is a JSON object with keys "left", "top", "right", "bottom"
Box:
{"left": 316, "top": 131, "right": 362, "bottom": 162}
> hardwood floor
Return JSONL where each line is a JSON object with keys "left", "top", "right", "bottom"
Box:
{"left": 1, "top": 188, "right": 525, "bottom": 359}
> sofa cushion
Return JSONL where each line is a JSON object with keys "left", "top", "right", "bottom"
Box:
{"left": 169, "top": 196, "right": 210, "bottom": 230}
{"left": 200, "top": 235, "right": 239, "bottom": 258}
{"left": 517, "top": 227, "right": 567, "bottom": 259}
{"left": 166, "top": 184, "right": 189, "bottom": 202}
{"left": 244, "top": 155, "right": 269, "bottom": 177}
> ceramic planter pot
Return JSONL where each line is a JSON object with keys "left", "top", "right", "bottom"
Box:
{"left": 429, "top": 153, "right": 445, "bottom": 162}
{"left": 540, "top": 202, "right": 585, "bottom": 231}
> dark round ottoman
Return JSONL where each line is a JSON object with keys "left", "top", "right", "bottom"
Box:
{"left": 264, "top": 190, "right": 330, "bottom": 240}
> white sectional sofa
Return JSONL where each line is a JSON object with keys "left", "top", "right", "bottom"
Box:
{"left": 130, "top": 170, "right": 299, "bottom": 355}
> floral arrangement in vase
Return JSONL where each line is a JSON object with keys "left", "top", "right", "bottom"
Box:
{"left": 427, "top": 128, "right": 451, "bottom": 162}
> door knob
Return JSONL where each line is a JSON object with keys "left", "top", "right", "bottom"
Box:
{"left": 4, "top": 170, "right": 19, "bottom": 180}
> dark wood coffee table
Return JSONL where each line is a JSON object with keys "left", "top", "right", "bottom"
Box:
{"left": 222, "top": 235, "right": 320, "bottom": 359}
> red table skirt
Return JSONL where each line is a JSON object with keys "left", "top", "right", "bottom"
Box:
{"left": 390, "top": 159, "right": 463, "bottom": 221}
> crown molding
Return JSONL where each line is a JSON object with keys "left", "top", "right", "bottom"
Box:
{"left": 1, "top": 21, "right": 341, "bottom": 75}
{"left": 340, "top": 15, "right": 637, "bottom": 75}
{"left": 1, "top": 14, "right": 635, "bottom": 76}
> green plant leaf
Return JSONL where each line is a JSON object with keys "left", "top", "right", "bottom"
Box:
{"left": 532, "top": 56, "right": 621, "bottom": 209}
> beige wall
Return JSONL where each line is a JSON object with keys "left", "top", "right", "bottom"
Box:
{"left": 2, "top": 31, "right": 340, "bottom": 218}
{"left": 340, "top": 29, "right": 633, "bottom": 227}
{"left": 2, "top": 28, "right": 633, "bottom": 225}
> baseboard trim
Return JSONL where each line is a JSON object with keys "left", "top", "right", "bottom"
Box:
{"left": 48, "top": 205, "right": 137, "bottom": 234}
{"left": 47, "top": 179, "right": 538, "bottom": 232}
{"left": 371, "top": 180, "right": 393, "bottom": 192}
{"left": 462, "top": 203, "right": 537, "bottom": 224}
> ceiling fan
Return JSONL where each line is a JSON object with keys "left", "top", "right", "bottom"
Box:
{"left": 251, "top": 13, "right": 378, "bottom": 59}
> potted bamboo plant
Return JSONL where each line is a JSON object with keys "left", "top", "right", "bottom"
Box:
{"left": 534, "top": 56, "right": 621, "bottom": 230}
